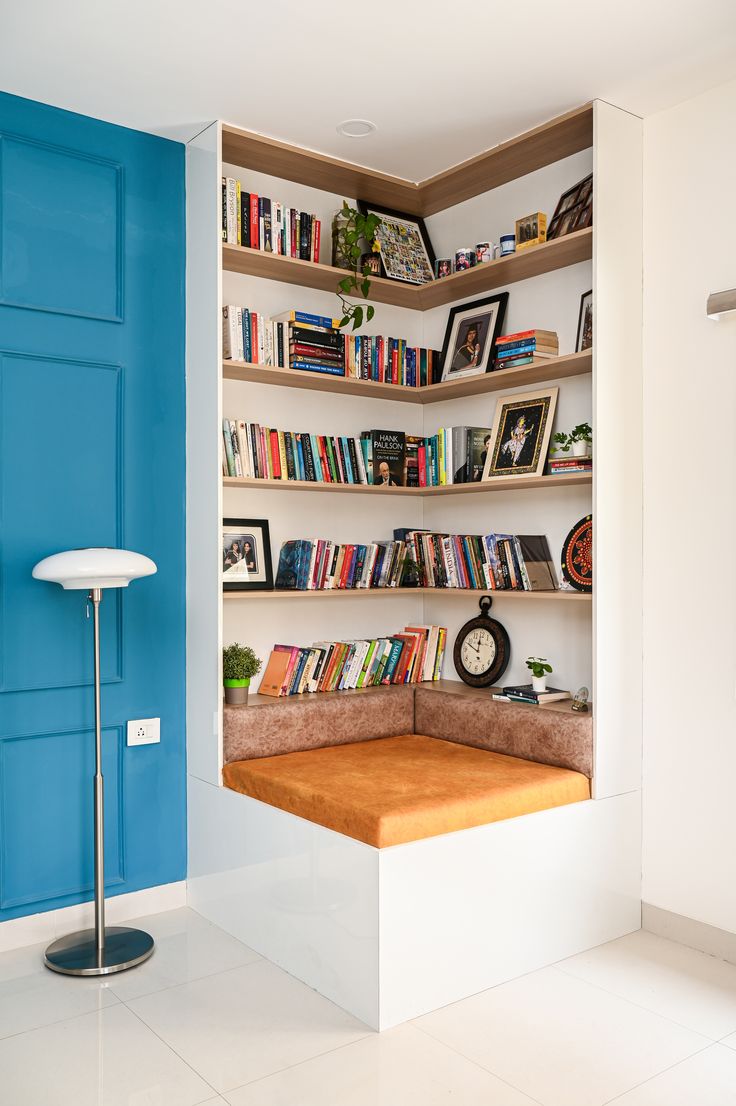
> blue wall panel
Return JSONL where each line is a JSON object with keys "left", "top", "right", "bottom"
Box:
{"left": 0, "top": 91, "right": 186, "bottom": 921}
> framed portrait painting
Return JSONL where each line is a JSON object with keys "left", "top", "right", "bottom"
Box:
{"left": 482, "top": 387, "right": 559, "bottom": 480}
{"left": 439, "top": 292, "right": 509, "bottom": 382}
{"left": 576, "top": 289, "right": 593, "bottom": 352}
{"left": 222, "top": 517, "right": 274, "bottom": 591}
{"left": 357, "top": 201, "right": 435, "bottom": 285}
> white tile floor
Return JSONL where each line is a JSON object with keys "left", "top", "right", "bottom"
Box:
{"left": 1, "top": 908, "right": 736, "bottom": 1105}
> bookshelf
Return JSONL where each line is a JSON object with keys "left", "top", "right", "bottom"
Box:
{"left": 187, "top": 100, "right": 643, "bottom": 805}
{"left": 223, "top": 349, "right": 592, "bottom": 402}
{"left": 223, "top": 473, "right": 591, "bottom": 495}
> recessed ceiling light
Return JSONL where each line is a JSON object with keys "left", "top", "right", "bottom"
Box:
{"left": 336, "top": 119, "right": 376, "bottom": 138}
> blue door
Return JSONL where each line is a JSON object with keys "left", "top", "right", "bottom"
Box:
{"left": 0, "top": 91, "right": 186, "bottom": 921}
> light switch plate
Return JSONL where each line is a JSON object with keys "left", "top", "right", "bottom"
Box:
{"left": 127, "top": 717, "right": 160, "bottom": 746}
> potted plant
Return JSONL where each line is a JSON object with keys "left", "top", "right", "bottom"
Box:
{"left": 552, "top": 422, "right": 592, "bottom": 459}
{"left": 332, "top": 201, "right": 382, "bottom": 331}
{"left": 526, "top": 656, "right": 553, "bottom": 694}
{"left": 223, "top": 642, "right": 262, "bottom": 706}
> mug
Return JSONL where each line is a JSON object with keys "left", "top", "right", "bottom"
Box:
{"left": 435, "top": 257, "right": 453, "bottom": 279}
{"left": 455, "top": 248, "right": 475, "bottom": 271}
{"left": 499, "top": 234, "right": 516, "bottom": 256}
{"left": 475, "top": 242, "right": 493, "bottom": 264}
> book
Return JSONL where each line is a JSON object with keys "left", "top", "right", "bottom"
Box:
{"left": 368, "top": 430, "right": 406, "bottom": 487}
{"left": 516, "top": 535, "right": 557, "bottom": 590}
{"left": 259, "top": 650, "right": 293, "bottom": 697}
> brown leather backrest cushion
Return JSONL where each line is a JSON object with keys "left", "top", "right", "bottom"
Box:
{"left": 413, "top": 687, "right": 593, "bottom": 777}
{"left": 223, "top": 684, "right": 415, "bottom": 764}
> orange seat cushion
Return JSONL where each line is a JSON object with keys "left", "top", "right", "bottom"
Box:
{"left": 222, "top": 734, "right": 590, "bottom": 848}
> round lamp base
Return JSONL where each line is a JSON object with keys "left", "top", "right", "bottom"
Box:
{"left": 44, "top": 926, "right": 154, "bottom": 977}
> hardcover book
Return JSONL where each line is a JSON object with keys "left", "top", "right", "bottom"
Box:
{"left": 369, "top": 430, "right": 406, "bottom": 487}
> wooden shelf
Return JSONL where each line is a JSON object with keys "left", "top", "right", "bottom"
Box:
{"left": 223, "top": 349, "right": 592, "bottom": 403}
{"left": 223, "top": 473, "right": 591, "bottom": 496}
{"left": 225, "top": 587, "right": 590, "bottom": 602}
{"left": 233, "top": 677, "right": 593, "bottom": 714}
{"left": 221, "top": 104, "right": 593, "bottom": 218}
{"left": 222, "top": 228, "right": 593, "bottom": 311}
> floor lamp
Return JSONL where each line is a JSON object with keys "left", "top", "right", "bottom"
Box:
{"left": 32, "top": 547, "right": 157, "bottom": 977}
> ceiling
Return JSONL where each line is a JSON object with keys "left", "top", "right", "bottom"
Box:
{"left": 2, "top": 0, "right": 735, "bottom": 179}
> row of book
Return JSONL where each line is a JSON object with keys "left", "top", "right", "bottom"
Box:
{"left": 258, "top": 624, "right": 447, "bottom": 697}
{"left": 399, "top": 529, "right": 558, "bottom": 591}
{"left": 493, "top": 329, "right": 559, "bottom": 371}
{"left": 222, "top": 178, "right": 321, "bottom": 262}
{"left": 275, "top": 539, "right": 409, "bottom": 591}
{"left": 221, "top": 422, "right": 498, "bottom": 487}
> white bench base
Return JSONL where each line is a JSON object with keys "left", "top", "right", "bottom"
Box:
{"left": 187, "top": 776, "right": 640, "bottom": 1030}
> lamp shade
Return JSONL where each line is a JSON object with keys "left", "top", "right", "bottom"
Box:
{"left": 32, "top": 548, "right": 157, "bottom": 590}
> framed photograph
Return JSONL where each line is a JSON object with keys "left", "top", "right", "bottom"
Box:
{"left": 222, "top": 517, "right": 273, "bottom": 591}
{"left": 482, "top": 387, "right": 559, "bottom": 480}
{"left": 439, "top": 292, "right": 509, "bottom": 382}
{"left": 576, "top": 290, "right": 593, "bottom": 352}
{"left": 548, "top": 173, "right": 593, "bottom": 240}
{"left": 357, "top": 201, "right": 435, "bottom": 285}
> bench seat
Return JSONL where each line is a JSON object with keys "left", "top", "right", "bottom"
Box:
{"left": 222, "top": 733, "right": 590, "bottom": 848}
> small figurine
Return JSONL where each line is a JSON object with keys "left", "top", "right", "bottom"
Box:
{"left": 571, "top": 686, "right": 589, "bottom": 712}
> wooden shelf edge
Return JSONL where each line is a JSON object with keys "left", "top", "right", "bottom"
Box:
{"left": 223, "top": 473, "right": 592, "bottom": 495}
{"left": 222, "top": 229, "right": 593, "bottom": 312}
{"left": 224, "top": 587, "right": 591, "bottom": 601}
{"left": 223, "top": 349, "right": 592, "bottom": 403}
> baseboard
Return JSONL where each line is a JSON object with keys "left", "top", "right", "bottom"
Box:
{"left": 642, "top": 902, "right": 736, "bottom": 966}
{"left": 0, "top": 881, "right": 187, "bottom": 954}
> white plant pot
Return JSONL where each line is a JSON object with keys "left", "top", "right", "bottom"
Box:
{"left": 572, "top": 440, "right": 590, "bottom": 458}
{"left": 532, "top": 675, "right": 547, "bottom": 693}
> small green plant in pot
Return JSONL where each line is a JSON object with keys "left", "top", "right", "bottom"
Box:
{"left": 332, "top": 201, "right": 382, "bottom": 331}
{"left": 552, "top": 422, "right": 592, "bottom": 459}
{"left": 526, "top": 656, "right": 553, "bottom": 694}
{"left": 223, "top": 643, "right": 262, "bottom": 706}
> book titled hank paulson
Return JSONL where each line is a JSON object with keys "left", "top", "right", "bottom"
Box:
{"left": 370, "top": 430, "right": 406, "bottom": 487}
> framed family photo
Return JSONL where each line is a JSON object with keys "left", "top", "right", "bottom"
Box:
{"left": 482, "top": 387, "right": 559, "bottom": 480}
{"left": 222, "top": 517, "right": 274, "bottom": 591}
{"left": 547, "top": 173, "right": 593, "bottom": 240}
{"left": 357, "top": 201, "right": 435, "bottom": 285}
{"left": 439, "top": 292, "right": 509, "bottom": 382}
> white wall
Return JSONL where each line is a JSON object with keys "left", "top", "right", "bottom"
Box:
{"left": 642, "top": 79, "right": 736, "bottom": 933}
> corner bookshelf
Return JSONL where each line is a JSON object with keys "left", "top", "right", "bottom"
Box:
{"left": 186, "top": 101, "right": 643, "bottom": 809}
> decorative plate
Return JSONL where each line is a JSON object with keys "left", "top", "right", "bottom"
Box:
{"left": 561, "top": 515, "right": 593, "bottom": 592}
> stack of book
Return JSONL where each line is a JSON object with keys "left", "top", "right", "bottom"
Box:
{"left": 222, "top": 420, "right": 369, "bottom": 483}
{"left": 493, "top": 329, "right": 559, "bottom": 370}
{"left": 494, "top": 684, "right": 571, "bottom": 705}
{"left": 275, "top": 539, "right": 408, "bottom": 590}
{"left": 396, "top": 529, "right": 558, "bottom": 591}
{"left": 258, "top": 625, "right": 447, "bottom": 697}
{"left": 548, "top": 454, "right": 592, "bottom": 475}
{"left": 273, "top": 311, "right": 344, "bottom": 377}
{"left": 222, "top": 178, "right": 321, "bottom": 262}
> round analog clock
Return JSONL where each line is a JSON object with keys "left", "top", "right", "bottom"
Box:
{"left": 453, "top": 595, "right": 511, "bottom": 688}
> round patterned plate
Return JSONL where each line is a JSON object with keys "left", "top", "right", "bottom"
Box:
{"left": 561, "top": 515, "right": 593, "bottom": 592}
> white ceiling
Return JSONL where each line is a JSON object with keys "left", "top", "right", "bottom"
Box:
{"left": 2, "top": 0, "right": 735, "bottom": 179}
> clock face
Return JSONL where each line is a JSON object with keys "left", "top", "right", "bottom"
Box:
{"left": 460, "top": 627, "right": 497, "bottom": 676}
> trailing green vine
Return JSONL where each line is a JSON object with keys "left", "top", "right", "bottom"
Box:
{"left": 333, "top": 201, "right": 382, "bottom": 330}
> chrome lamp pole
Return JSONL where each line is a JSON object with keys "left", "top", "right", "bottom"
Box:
{"left": 32, "top": 548, "right": 157, "bottom": 976}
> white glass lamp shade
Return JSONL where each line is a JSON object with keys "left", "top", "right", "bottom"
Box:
{"left": 32, "top": 548, "right": 157, "bottom": 590}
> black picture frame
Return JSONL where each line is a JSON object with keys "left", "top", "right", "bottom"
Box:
{"left": 356, "top": 200, "right": 436, "bottom": 285}
{"left": 576, "top": 289, "right": 593, "bottom": 352}
{"left": 438, "top": 292, "right": 509, "bottom": 382}
{"left": 222, "top": 517, "right": 274, "bottom": 591}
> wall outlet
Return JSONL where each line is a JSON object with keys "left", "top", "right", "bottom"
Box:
{"left": 127, "top": 717, "right": 160, "bottom": 746}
